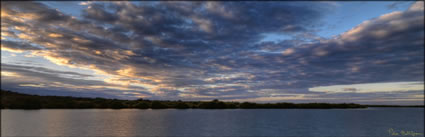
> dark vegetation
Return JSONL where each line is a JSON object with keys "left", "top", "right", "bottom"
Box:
{"left": 365, "top": 105, "right": 425, "bottom": 107}
{"left": 1, "top": 90, "right": 422, "bottom": 109}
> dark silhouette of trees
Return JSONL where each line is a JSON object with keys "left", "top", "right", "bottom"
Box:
{"left": 2, "top": 89, "right": 420, "bottom": 109}
{"left": 175, "top": 100, "right": 190, "bottom": 109}
{"left": 199, "top": 99, "right": 228, "bottom": 109}
{"left": 133, "top": 102, "right": 150, "bottom": 109}
{"left": 240, "top": 102, "right": 257, "bottom": 108}
{"left": 151, "top": 101, "right": 167, "bottom": 109}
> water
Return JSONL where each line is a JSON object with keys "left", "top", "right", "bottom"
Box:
{"left": 2, "top": 108, "right": 424, "bottom": 137}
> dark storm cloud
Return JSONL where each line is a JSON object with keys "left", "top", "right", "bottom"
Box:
{"left": 1, "top": 1, "right": 423, "bottom": 102}
{"left": 82, "top": 3, "right": 118, "bottom": 23}
{"left": 82, "top": 2, "right": 324, "bottom": 51}
{"left": 1, "top": 40, "right": 42, "bottom": 51}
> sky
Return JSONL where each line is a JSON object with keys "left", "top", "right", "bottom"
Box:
{"left": 1, "top": 1, "right": 424, "bottom": 105}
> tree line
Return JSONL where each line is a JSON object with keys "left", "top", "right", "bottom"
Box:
{"left": 1, "top": 90, "right": 422, "bottom": 109}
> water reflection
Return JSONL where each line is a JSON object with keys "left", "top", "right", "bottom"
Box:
{"left": 2, "top": 108, "right": 424, "bottom": 136}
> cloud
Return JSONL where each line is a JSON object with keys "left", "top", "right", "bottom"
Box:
{"left": 282, "top": 48, "right": 295, "bottom": 56}
{"left": 1, "top": 63, "right": 152, "bottom": 99}
{"left": 0, "top": 1, "right": 423, "bottom": 104}
{"left": 309, "top": 82, "right": 424, "bottom": 93}
{"left": 1, "top": 63, "right": 103, "bottom": 87}
{"left": 79, "top": 1, "right": 92, "bottom": 6}
{"left": 408, "top": 1, "right": 424, "bottom": 11}
{"left": 1, "top": 40, "right": 42, "bottom": 53}
{"left": 2, "top": 63, "right": 92, "bottom": 78}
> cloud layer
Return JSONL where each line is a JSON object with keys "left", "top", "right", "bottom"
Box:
{"left": 1, "top": 1, "right": 424, "bottom": 104}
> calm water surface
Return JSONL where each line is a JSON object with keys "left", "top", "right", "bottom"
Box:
{"left": 2, "top": 108, "right": 424, "bottom": 136}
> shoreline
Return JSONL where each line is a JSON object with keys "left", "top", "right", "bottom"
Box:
{"left": 2, "top": 90, "right": 423, "bottom": 109}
